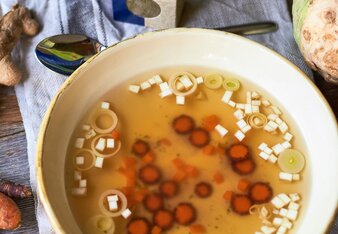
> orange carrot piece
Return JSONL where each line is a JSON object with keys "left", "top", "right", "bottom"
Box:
{"left": 133, "top": 189, "right": 148, "bottom": 203}
{"left": 173, "top": 170, "right": 187, "bottom": 182}
{"left": 111, "top": 130, "right": 120, "bottom": 140}
{"left": 127, "top": 218, "right": 151, "bottom": 234}
{"left": 248, "top": 182, "right": 273, "bottom": 204}
{"left": 213, "top": 171, "right": 224, "bottom": 184}
{"left": 202, "top": 145, "right": 215, "bottom": 155}
{"left": 132, "top": 139, "right": 150, "bottom": 156}
{"left": 216, "top": 145, "right": 226, "bottom": 155}
{"left": 226, "top": 143, "right": 250, "bottom": 161}
{"left": 172, "top": 115, "right": 195, "bottom": 134}
{"left": 142, "top": 152, "right": 155, "bottom": 164}
{"left": 172, "top": 158, "right": 185, "bottom": 169}
{"left": 184, "top": 165, "right": 199, "bottom": 178}
{"left": 231, "top": 194, "right": 252, "bottom": 215}
{"left": 189, "top": 128, "right": 210, "bottom": 148}
{"left": 139, "top": 165, "right": 162, "bottom": 185}
{"left": 202, "top": 115, "right": 220, "bottom": 131}
{"left": 124, "top": 157, "right": 137, "bottom": 168}
{"left": 223, "top": 191, "right": 233, "bottom": 201}
{"left": 189, "top": 224, "right": 206, "bottom": 234}
{"left": 174, "top": 203, "right": 197, "bottom": 225}
{"left": 151, "top": 226, "right": 162, "bottom": 234}
{"left": 237, "top": 179, "right": 250, "bottom": 193}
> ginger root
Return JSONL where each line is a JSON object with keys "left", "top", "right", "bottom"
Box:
{"left": 0, "top": 192, "right": 21, "bottom": 230}
{"left": 0, "top": 4, "right": 39, "bottom": 86}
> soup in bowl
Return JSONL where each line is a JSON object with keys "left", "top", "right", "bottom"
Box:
{"left": 36, "top": 29, "right": 338, "bottom": 234}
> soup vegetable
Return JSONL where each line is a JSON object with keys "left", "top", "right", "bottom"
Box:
{"left": 66, "top": 69, "right": 309, "bottom": 234}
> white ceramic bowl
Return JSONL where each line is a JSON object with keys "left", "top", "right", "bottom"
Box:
{"left": 36, "top": 28, "right": 338, "bottom": 233}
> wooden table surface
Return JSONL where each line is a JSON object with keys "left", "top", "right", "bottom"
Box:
{"left": 0, "top": 72, "right": 337, "bottom": 233}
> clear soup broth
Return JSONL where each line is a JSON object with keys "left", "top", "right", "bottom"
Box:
{"left": 66, "top": 66, "right": 310, "bottom": 234}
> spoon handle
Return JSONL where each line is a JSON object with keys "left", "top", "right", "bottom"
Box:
{"left": 215, "top": 21, "right": 278, "bottom": 35}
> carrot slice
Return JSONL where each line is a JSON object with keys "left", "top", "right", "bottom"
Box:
{"left": 172, "top": 115, "right": 195, "bottom": 134}
{"left": 173, "top": 170, "right": 187, "bottom": 182}
{"left": 127, "top": 218, "right": 151, "bottom": 234}
{"left": 111, "top": 130, "right": 120, "bottom": 140}
{"left": 194, "top": 182, "right": 213, "bottom": 198}
{"left": 231, "top": 159, "right": 256, "bottom": 175}
{"left": 231, "top": 194, "right": 252, "bottom": 215}
{"left": 139, "top": 165, "right": 162, "bottom": 185}
{"left": 172, "top": 158, "right": 185, "bottom": 169}
{"left": 159, "top": 180, "right": 179, "bottom": 198}
{"left": 184, "top": 165, "right": 199, "bottom": 178}
{"left": 213, "top": 171, "right": 224, "bottom": 184}
{"left": 189, "top": 128, "right": 210, "bottom": 148}
{"left": 143, "top": 193, "right": 164, "bottom": 212}
{"left": 132, "top": 139, "right": 150, "bottom": 156}
{"left": 153, "top": 209, "right": 174, "bottom": 231}
{"left": 237, "top": 179, "right": 250, "bottom": 193}
{"left": 174, "top": 203, "right": 197, "bottom": 226}
{"left": 223, "top": 191, "right": 233, "bottom": 201}
{"left": 133, "top": 188, "right": 149, "bottom": 203}
{"left": 248, "top": 182, "right": 273, "bottom": 204}
{"left": 226, "top": 143, "right": 250, "bottom": 161}
{"left": 142, "top": 152, "right": 155, "bottom": 164}
{"left": 202, "top": 115, "right": 220, "bottom": 131}
{"left": 151, "top": 226, "right": 162, "bottom": 234}
{"left": 189, "top": 224, "right": 206, "bottom": 234}
{"left": 202, "top": 145, "right": 215, "bottom": 155}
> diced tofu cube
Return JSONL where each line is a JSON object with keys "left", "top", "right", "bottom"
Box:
{"left": 262, "top": 99, "right": 271, "bottom": 107}
{"left": 278, "top": 193, "right": 291, "bottom": 205}
{"left": 258, "top": 142, "right": 268, "bottom": 151}
{"left": 148, "top": 77, "right": 156, "bottom": 85}
{"left": 106, "top": 138, "right": 115, "bottom": 148}
{"left": 85, "top": 129, "right": 96, "bottom": 140}
{"left": 277, "top": 226, "right": 287, "bottom": 234}
{"left": 153, "top": 75, "right": 163, "bottom": 84}
{"left": 107, "top": 195, "right": 119, "bottom": 202}
{"left": 252, "top": 105, "right": 260, "bottom": 113}
{"left": 234, "top": 109, "right": 245, "bottom": 120}
{"left": 283, "top": 132, "right": 293, "bottom": 142}
{"left": 263, "top": 147, "right": 273, "bottom": 155}
{"left": 279, "top": 172, "right": 293, "bottom": 182}
{"left": 261, "top": 225, "right": 276, "bottom": 234}
{"left": 159, "top": 82, "right": 170, "bottom": 91}
{"left": 278, "top": 122, "right": 289, "bottom": 134}
{"left": 95, "top": 157, "right": 104, "bottom": 168}
{"left": 273, "top": 217, "right": 283, "bottom": 227}
{"left": 271, "top": 106, "right": 282, "bottom": 115}
{"left": 289, "top": 193, "right": 301, "bottom": 202}
{"left": 121, "top": 208, "right": 132, "bottom": 219}
{"left": 159, "top": 89, "right": 173, "bottom": 98}
{"left": 236, "top": 103, "right": 245, "bottom": 109}
{"left": 236, "top": 119, "right": 247, "bottom": 129}
{"left": 292, "top": 174, "right": 300, "bottom": 181}
{"left": 179, "top": 76, "right": 193, "bottom": 89}
{"left": 101, "top": 101, "right": 110, "bottom": 109}
{"left": 241, "top": 125, "right": 251, "bottom": 133}
{"left": 251, "top": 91, "right": 260, "bottom": 99}
{"left": 259, "top": 151, "right": 270, "bottom": 160}
{"left": 95, "top": 138, "right": 106, "bottom": 151}
{"left": 215, "top": 124, "right": 228, "bottom": 137}
{"left": 279, "top": 208, "right": 288, "bottom": 217}
{"left": 109, "top": 201, "right": 118, "bottom": 211}
{"left": 267, "top": 120, "right": 279, "bottom": 130}
{"left": 275, "top": 117, "right": 283, "bottom": 125}
{"left": 252, "top": 100, "right": 261, "bottom": 106}
{"left": 74, "top": 171, "right": 81, "bottom": 181}
{"left": 272, "top": 144, "right": 284, "bottom": 155}
{"left": 79, "top": 179, "right": 87, "bottom": 188}
{"left": 268, "top": 154, "right": 278, "bottom": 164}
{"left": 267, "top": 114, "right": 278, "bottom": 121}
{"left": 76, "top": 156, "right": 84, "bottom": 165}
{"left": 263, "top": 124, "right": 274, "bottom": 132}
{"left": 72, "top": 188, "right": 87, "bottom": 196}
{"left": 228, "top": 100, "right": 236, "bottom": 108}
{"left": 82, "top": 124, "right": 90, "bottom": 131}
{"left": 281, "top": 218, "right": 293, "bottom": 229}
{"left": 176, "top": 95, "right": 185, "bottom": 105}
{"left": 222, "top": 91, "right": 233, "bottom": 104}
{"left": 196, "top": 76, "right": 204, "bottom": 84}
{"left": 140, "top": 81, "right": 151, "bottom": 90}
{"left": 271, "top": 196, "right": 285, "bottom": 209}
{"left": 129, "top": 85, "right": 140, "bottom": 93}
{"left": 281, "top": 141, "right": 292, "bottom": 150}
{"left": 75, "top": 138, "right": 85, "bottom": 149}
{"left": 246, "top": 91, "right": 252, "bottom": 103}
{"left": 244, "top": 104, "right": 252, "bottom": 114}
{"left": 234, "top": 130, "right": 245, "bottom": 141}
{"left": 288, "top": 202, "right": 300, "bottom": 211}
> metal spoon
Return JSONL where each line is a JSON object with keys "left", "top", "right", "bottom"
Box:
{"left": 35, "top": 22, "right": 278, "bottom": 75}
